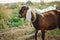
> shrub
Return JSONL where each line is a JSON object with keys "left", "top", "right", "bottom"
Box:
{"left": 8, "top": 18, "right": 26, "bottom": 27}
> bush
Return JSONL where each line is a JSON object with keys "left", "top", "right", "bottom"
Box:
{"left": 8, "top": 17, "right": 26, "bottom": 27}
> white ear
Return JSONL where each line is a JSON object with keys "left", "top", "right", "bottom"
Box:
{"left": 26, "top": 9, "right": 31, "bottom": 21}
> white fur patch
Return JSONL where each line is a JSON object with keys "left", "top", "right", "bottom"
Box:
{"left": 26, "top": 9, "right": 31, "bottom": 21}
{"left": 35, "top": 6, "right": 56, "bottom": 14}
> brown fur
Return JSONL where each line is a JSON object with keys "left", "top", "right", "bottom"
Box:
{"left": 32, "top": 10, "right": 58, "bottom": 30}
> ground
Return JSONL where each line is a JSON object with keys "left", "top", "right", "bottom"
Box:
{"left": 0, "top": 25, "right": 60, "bottom": 40}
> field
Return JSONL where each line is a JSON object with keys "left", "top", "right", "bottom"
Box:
{"left": 0, "top": 1, "right": 60, "bottom": 40}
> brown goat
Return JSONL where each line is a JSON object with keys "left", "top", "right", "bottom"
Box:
{"left": 18, "top": 6, "right": 60, "bottom": 40}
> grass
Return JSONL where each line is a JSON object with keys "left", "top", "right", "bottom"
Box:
{"left": 47, "top": 29, "right": 60, "bottom": 36}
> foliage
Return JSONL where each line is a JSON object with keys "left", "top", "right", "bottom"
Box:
{"left": 0, "top": 4, "right": 25, "bottom": 29}
{"left": 8, "top": 18, "right": 26, "bottom": 27}
{"left": 17, "top": 2, "right": 22, "bottom": 10}
{"left": 47, "top": 29, "right": 60, "bottom": 36}
{"left": 0, "top": 5, "right": 9, "bottom": 29}
{"left": 26, "top": 0, "right": 33, "bottom": 5}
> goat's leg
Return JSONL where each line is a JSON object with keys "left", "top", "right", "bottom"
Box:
{"left": 35, "top": 30, "right": 38, "bottom": 40}
{"left": 41, "top": 30, "right": 45, "bottom": 40}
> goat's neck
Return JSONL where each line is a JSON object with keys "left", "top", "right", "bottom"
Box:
{"left": 31, "top": 11, "right": 36, "bottom": 22}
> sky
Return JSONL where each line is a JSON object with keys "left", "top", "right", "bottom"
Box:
{"left": 0, "top": 0, "right": 60, "bottom": 4}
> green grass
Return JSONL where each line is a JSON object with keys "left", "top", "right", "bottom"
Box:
{"left": 47, "top": 29, "right": 60, "bottom": 36}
